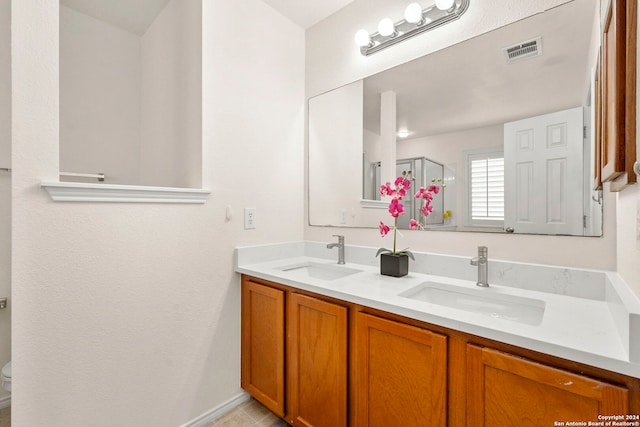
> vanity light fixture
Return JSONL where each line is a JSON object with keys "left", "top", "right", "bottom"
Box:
{"left": 354, "top": 0, "right": 470, "bottom": 56}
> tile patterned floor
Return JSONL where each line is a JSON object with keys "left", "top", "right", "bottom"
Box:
{"left": 0, "top": 399, "right": 285, "bottom": 427}
{"left": 0, "top": 406, "right": 10, "bottom": 427}
{"left": 205, "top": 398, "right": 289, "bottom": 427}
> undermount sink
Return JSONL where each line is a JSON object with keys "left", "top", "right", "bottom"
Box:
{"left": 399, "top": 281, "right": 545, "bottom": 325}
{"left": 277, "top": 262, "right": 362, "bottom": 281}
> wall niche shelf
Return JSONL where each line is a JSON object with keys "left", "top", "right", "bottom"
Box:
{"left": 40, "top": 181, "right": 210, "bottom": 204}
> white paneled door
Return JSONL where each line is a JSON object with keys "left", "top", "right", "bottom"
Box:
{"left": 504, "top": 107, "right": 584, "bottom": 235}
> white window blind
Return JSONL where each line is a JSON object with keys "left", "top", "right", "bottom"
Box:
{"left": 468, "top": 152, "right": 504, "bottom": 225}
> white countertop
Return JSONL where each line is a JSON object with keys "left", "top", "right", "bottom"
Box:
{"left": 235, "top": 241, "right": 640, "bottom": 379}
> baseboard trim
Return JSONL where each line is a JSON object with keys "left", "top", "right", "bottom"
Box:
{"left": 180, "top": 391, "right": 251, "bottom": 427}
{"left": 0, "top": 395, "right": 10, "bottom": 409}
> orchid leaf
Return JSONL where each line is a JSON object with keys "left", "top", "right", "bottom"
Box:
{"left": 398, "top": 249, "right": 415, "bottom": 260}
{"left": 376, "top": 247, "right": 392, "bottom": 257}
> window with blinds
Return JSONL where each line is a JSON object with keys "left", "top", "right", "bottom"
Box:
{"left": 467, "top": 151, "right": 504, "bottom": 226}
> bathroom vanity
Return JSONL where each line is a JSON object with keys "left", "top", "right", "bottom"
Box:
{"left": 236, "top": 242, "right": 640, "bottom": 427}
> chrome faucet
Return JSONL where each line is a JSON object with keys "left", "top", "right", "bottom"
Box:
{"left": 470, "top": 246, "right": 489, "bottom": 287}
{"left": 327, "top": 235, "right": 345, "bottom": 265}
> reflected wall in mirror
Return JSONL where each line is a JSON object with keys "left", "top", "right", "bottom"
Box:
{"left": 59, "top": 0, "right": 202, "bottom": 188}
{"left": 0, "top": 0, "right": 11, "bottom": 393}
{"left": 309, "top": 0, "right": 604, "bottom": 236}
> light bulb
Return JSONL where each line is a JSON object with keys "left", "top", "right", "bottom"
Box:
{"left": 435, "top": 0, "right": 455, "bottom": 11}
{"left": 404, "top": 3, "right": 423, "bottom": 24}
{"left": 397, "top": 129, "right": 411, "bottom": 138}
{"left": 354, "top": 29, "right": 371, "bottom": 47}
{"left": 377, "top": 17, "right": 396, "bottom": 37}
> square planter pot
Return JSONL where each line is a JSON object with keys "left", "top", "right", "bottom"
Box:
{"left": 380, "top": 253, "right": 409, "bottom": 277}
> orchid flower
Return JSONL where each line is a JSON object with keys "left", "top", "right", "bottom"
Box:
{"left": 379, "top": 221, "right": 390, "bottom": 236}
{"left": 378, "top": 171, "right": 443, "bottom": 258}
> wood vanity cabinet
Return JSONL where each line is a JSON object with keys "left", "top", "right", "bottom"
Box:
{"left": 240, "top": 276, "right": 348, "bottom": 427}
{"left": 241, "top": 275, "right": 639, "bottom": 426}
{"left": 241, "top": 279, "right": 285, "bottom": 416}
{"left": 287, "top": 293, "right": 348, "bottom": 427}
{"left": 353, "top": 313, "right": 447, "bottom": 427}
{"left": 466, "top": 345, "right": 629, "bottom": 426}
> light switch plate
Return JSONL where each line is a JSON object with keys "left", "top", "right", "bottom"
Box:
{"left": 339, "top": 208, "right": 347, "bottom": 224}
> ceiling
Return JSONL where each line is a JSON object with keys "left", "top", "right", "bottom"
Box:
{"left": 262, "top": 0, "right": 356, "bottom": 29}
{"left": 363, "top": 0, "right": 597, "bottom": 139}
{"left": 60, "top": 0, "right": 354, "bottom": 34}
{"left": 60, "top": 0, "right": 171, "bottom": 35}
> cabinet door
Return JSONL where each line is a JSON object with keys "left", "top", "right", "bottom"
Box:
{"left": 354, "top": 313, "right": 447, "bottom": 427}
{"left": 241, "top": 279, "right": 285, "bottom": 417}
{"left": 601, "top": 0, "right": 638, "bottom": 190}
{"left": 467, "top": 345, "right": 629, "bottom": 426}
{"left": 287, "top": 293, "right": 348, "bottom": 427}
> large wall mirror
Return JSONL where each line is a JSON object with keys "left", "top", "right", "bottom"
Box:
{"left": 309, "top": 0, "right": 604, "bottom": 236}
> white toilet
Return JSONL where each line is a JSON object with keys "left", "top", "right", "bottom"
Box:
{"left": 1, "top": 361, "right": 11, "bottom": 392}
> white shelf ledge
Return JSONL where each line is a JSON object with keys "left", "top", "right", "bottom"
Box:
{"left": 360, "top": 199, "right": 387, "bottom": 209}
{"left": 41, "top": 181, "right": 210, "bottom": 204}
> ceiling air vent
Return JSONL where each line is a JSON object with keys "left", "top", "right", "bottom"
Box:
{"left": 503, "top": 36, "right": 543, "bottom": 64}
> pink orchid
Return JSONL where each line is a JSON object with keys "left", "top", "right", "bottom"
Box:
{"left": 388, "top": 198, "right": 405, "bottom": 218}
{"left": 414, "top": 178, "right": 444, "bottom": 228}
{"left": 421, "top": 204, "right": 434, "bottom": 216}
{"left": 380, "top": 183, "right": 396, "bottom": 197}
{"left": 379, "top": 170, "right": 442, "bottom": 257}
{"left": 379, "top": 221, "right": 390, "bottom": 236}
{"left": 415, "top": 187, "right": 434, "bottom": 201}
{"left": 379, "top": 172, "right": 409, "bottom": 257}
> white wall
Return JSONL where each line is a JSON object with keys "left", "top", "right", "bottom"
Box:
{"left": 617, "top": 185, "right": 640, "bottom": 295}
{"left": 0, "top": 0, "right": 9, "bottom": 403}
{"left": 612, "top": 0, "right": 640, "bottom": 306}
{"left": 363, "top": 128, "right": 381, "bottom": 200}
{"left": 61, "top": 0, "right": 203, "bottom": 189}
{"left": 11, "top": 1, "right": 304, "bottom": 426}
{"left": 59, "top": 6, "right": 142, "bottom": 185}
{"left": 140, "top": 0, "right": 202, "bottom": 188}
{"left": 305, "top": 0, "right": 619, "bottom": 272}
{"left": 309, "top": 80, "right": 363, "bottom": 226}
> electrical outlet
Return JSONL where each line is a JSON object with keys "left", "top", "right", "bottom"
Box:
{"left": 244, "top": 208, "right": 256, "bottom": 229}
